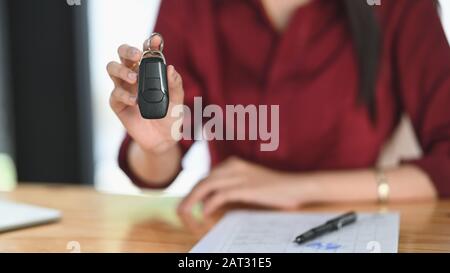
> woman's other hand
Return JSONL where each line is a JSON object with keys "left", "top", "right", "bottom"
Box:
{"left": 178, "top": 157, "right": 316, "bottom": 216}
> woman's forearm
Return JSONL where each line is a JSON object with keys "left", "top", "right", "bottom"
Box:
{"left": 295, "top": 165, "right": 438, "bottom": 205}
{"left": 128, "top": 141, "right": 182, "bottom": 187}
{"left": 178, "top": 157, "right": 439, "bottom": 215}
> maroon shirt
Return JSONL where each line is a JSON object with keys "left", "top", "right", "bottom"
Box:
{"left": 119, "top": 0, "right": 450, "bottom": 197}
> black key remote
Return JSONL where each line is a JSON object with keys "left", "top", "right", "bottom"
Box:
{"left": 137, "top": 34, "right": 169, "bottom": 119}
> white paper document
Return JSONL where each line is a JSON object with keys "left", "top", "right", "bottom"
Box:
{"left": 191, "top": 211, "right": 399, "bottom": 253}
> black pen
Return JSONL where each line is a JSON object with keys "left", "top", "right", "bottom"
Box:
{"left": 294, "top": 211, "right": 357, "bottom": 245}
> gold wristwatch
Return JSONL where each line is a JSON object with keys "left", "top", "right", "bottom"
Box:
{"left": 375, "top": 169, "right": 390, "bottom": 204}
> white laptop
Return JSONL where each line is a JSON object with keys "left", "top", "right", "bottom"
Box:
{"left": 0, "top": 199, "right": 61, "bottom": 232}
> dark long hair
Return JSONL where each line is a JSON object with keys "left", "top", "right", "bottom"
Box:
{"left": 343, "top": 0, "right": 441, "bottom": 122}
{"left": 342, "top": 0, "right": 381, "bottom": 121}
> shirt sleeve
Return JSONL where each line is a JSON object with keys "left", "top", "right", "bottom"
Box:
{"left": 118, "top": 0, "right": 203, "bottom": 189}
{"left": 394, "top": 0, "right": 450, "bottom": 197}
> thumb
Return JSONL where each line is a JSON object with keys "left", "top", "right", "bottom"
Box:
{"left": 167, "top": 65, "right": 184, "bottom": 105}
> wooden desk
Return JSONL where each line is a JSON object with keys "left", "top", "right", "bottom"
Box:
{"left": 1, "top": 184, "right": 450, "bottom": 253}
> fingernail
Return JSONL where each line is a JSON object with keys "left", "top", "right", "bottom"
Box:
{"left": 171, "top": 68, "right": 178, "bottom": 79}
{"left": 130, "top": 48, "right": 138, "bottom": 58}
{"left": 129, "top": 95, "right": 137, "bottom": 102}
{"left": 128, "top": 72, "right": 137, "bottom": 81}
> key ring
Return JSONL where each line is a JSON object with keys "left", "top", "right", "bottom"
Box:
{"left": 141, "top": 32, "right": 166, "bottom": 64}
{"left": 148, "top": 32, "right": 164, "bottom": 52}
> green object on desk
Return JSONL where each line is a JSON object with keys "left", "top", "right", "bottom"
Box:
{"left": 0, "top": 153, "right": 17, "bottom": 192}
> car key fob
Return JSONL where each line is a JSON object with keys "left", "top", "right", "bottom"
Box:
{"left": 137, "top": 33, "right": 169, "bottom": 119}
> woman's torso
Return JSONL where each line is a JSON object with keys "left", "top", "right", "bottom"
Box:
{"left": 165, "top": 0, "right": 406, "bottom": 172}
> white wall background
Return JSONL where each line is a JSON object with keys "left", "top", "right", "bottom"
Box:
{"left": 88, "top": 0, "right": 450, "bottom": 196}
